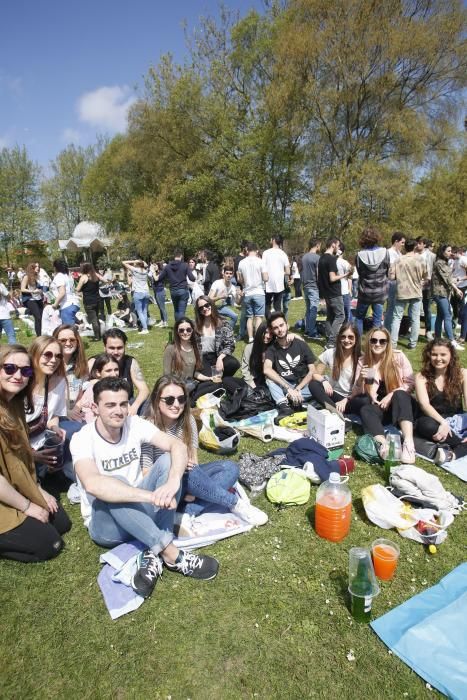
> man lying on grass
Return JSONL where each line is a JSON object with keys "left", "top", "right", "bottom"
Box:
{"left": 70, "top": 377, "right": 219, "bottom": 599}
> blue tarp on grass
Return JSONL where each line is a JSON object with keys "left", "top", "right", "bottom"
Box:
{"left": 371, "top": 563, "right": 467, "bottom": 699}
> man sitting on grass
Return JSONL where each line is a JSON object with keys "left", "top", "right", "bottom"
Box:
{"left": 70, "top": 377, "right": 219, "bottom": 599}
{"left": 88, "top": 328, "right": 149, "bottom": 415}
{"left": 264, "top": 311, "right": 317, "bottom": 417}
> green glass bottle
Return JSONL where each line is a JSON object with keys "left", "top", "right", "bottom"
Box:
{"left": 384, "top": 439, "right": 398, "bottom": 482}
{"left": 209, "top": 412, "right": 216, "bottom": 431}
{"left": 350, "top": 558, "right": 374, "bottom": 623}
{"left": 168, "top": 330, "right": 173, "bottom": 344}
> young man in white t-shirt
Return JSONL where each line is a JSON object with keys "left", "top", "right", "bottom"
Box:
{"left": 208, "top": 265, "right": 238, "bottom": 328}
{"left": 261, "top": 235, "right": 290, "bottom": 314}
{"left": 70, "top": 377, "right": 219, "bottom": 598}
{"left": 237, "top": 242, "right": 268, "bottom": 342}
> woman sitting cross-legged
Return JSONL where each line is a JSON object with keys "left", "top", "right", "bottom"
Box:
{"left": 141, "top": 375, "right": 267, "bottom": 526}
{"left": 347, "top": 327, "right": 416, "bottom": 463}
{"left": 0, "top": 344, "right": 71, "bottom": 562}
{"left": 414, "top": 338, "right": 467, "bottom": 465}
{"left": 309, "top": 323, "right": 361, "bottom": 414}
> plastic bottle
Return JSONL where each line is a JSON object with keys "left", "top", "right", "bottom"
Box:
{"left": 315, "top": 472, "right": 352, "bottom": 542}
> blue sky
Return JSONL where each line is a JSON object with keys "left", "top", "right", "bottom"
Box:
{"left": 0, "top": 0, "right": 262, "bottom": 170}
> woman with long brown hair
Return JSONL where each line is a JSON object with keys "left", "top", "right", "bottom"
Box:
{"left": 194, "top": 295, "right": 240, "bottom": 378}
{"left": 309, "top": 323, "right": 361, "bottom": 413}
{"left": 76, "top": 262, "right": 106, "bottom": 340}
{"left": 415, "top": 338, "right": 467, "bottom": 464}
{"left": 141, "top": 375, "right": 266, "bottom": 525}
{"left": 20, "top": 262, "right": 44, "bottom": 335}
{"left": 162, "top": 317, "right": 206, "bottom": 393}
{"left": 347, "top": 326, "right": 416, "bottom": 462}
{"left": 0, "top": 344, "right": 71, "bottom": 561}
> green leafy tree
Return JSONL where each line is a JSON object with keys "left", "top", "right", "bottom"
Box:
{"left": 0, "top": 145, "right": 40, "bottom": 266}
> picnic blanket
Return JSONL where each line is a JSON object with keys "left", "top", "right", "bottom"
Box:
{"left": 371, "top": 563, "right": 467, "bottom": 699}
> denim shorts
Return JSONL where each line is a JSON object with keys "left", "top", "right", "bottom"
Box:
{"left": 244, "top": 294, "right": 265, "bottom": 317}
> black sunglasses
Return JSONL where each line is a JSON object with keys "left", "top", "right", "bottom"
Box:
{"left": 2, "top": 363, "right": 34, "bottom": 378}
{"left": 198, "top": 302, "right": 211, "bottom": 311}
{"left": 370, "top": 338, "right": 388, "bottom": 346}
{"left": 160, "top": 394, "right": 187, "bottom": 406}
{"left": 178, "top": 327, "right": 193, "bottom": 334}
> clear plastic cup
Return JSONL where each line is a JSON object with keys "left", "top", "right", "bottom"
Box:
{"left": 372, "top": 538, "right": 400, "bottom": 580}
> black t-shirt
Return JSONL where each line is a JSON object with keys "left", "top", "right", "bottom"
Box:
{"left": 318, "top": 253, "right": 341, "bottom": 298}
{"left": 265, "top": 338, "right": 316, "bottom": 384}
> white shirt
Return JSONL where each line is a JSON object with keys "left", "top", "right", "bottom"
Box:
{"left": 337, "top": 258, "right": 351, "bottom": 295}
{"left": 70, "top": 415, "right": 159, "bottom": 527}
{"left": 262, "top": 248, "right": 289, "bottom": 293}
{"left": 388, "top": 247, "right": 402, "bottom": 265}
{"left": 0, "top": 283, "right": 11, "bottom": 320}
{"left": 210, "top": 278, "right": 235, "bottom": 302}
{"left": 51, "top": 273, "right": 79, "bottom": 309}
{"left": 453, "top": 255, "right": 467, "bottom": 289}
{"left": 26, "top": 377, "right": 68, "bottom": 450}
{"left": 318, "top": 348, "right": 354, "bottom": 397}
{"left": 238, "top": 256, "right": 266, "bottom": 296}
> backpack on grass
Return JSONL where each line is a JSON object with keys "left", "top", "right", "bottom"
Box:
{"left": 266, "top": 469, "right": 311, "bottom": 507}
{"left": 353, "top": 434, "right": 382, "bottom": 464}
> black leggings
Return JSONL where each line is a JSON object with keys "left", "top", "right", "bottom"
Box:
{"left": 0, "top": 505, "right": 71, "bottom": 563}
{"left": 415, "top": 416, "right": 467, "bottom": 459}
{"left": 85, "top": 303, "right": 101, "bottom": 340}
{"left": 26, "top": 299, "right": 43, "bottom": 336}
{"left": 357, "top": 390, "right": 414, "bottom": 437}
{"left": 308, "top": 380, "right": 365, "bottom": 415}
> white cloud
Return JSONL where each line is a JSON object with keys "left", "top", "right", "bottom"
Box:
{"left": 0, "top": 73, "right": 23, "bottom": 97}
{"left": 61, "top": 127, "right": 82, "bottom": 144}
{"left": 77, "top": 85, "right": 136, "bottom": 132}
{"left": 0, "top": 136, "right": 9, "bottom": 149}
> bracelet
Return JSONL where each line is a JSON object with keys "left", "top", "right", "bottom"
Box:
{"left": 21, "top": 498, "right": 30, "bottom": 513}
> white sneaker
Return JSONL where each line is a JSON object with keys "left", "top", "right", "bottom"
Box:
{"left": 451, "top": 340, "right": 464, "bottom": 350}
{"left": 160, "top": 321, "right": 168, "bottom": 328}
{"left": 426, "top": 331, "right": 434, "bottom": 341}
{"left": 138, "top": 329, "right": 149, "bottom": 335}
{"left": 231, "top": 498, "right": 268, "bottom": 526}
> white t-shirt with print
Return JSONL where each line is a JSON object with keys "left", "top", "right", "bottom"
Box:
{"left": 318, "top": 348, "right": 354, "bottom": 397}
{"left": 262, "top": 248, "right": 289, "bottom": 293}
{"left": 70, "top": 415, "right": 159, "bottom": 527}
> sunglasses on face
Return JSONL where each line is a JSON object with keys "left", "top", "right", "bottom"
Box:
{"left": 198, "top": 302, "right": 211, "bottom": 311}
{"left": 42, "top": 351, "right": 63, "bottom": 361}
{"left": 2, "top": 363, "right": 34, "bottom": 378}
{"left": 178, "top": 327, "right": 193, "bottom": 334}
{"left": 160, "top": 394, "right": 187, "bottom": 406}
{"left": 341, "top": 335, "right": 355, "bottom": 340}
{"left": 58, "top": 338, "right": 77, "bottom": 345}
{"left": 370, "top": 338, "right": 388, "bottom": 346}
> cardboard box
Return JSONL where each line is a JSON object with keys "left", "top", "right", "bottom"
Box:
{"left": 307, "top": 403, "right": 345, "bottom": 449}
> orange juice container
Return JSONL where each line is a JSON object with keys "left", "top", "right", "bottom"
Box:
{"left": 315, "top": 472, "right": 352, "bottom": 542}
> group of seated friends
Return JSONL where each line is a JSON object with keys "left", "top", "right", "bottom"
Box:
{"left": 1, "top": 308, "right": 466, "bottom": 601}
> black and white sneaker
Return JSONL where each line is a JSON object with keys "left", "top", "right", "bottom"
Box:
{"left": 131, "top": 549, "right": 163, "bottom": 598}
{"left": 164, "top": 549, "right": 219, "bottom": 580}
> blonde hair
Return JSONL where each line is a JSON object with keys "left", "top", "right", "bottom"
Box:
{"left": 29, "top": 336, "right": 66, "bottom": 386}
{"left": 362, "top": 327, "right": 401, "bottom": 393}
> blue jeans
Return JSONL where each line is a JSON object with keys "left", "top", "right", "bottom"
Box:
{"left": 170, "top": 288, "right": 189, "bottom": 322}
{"left": 355, "top": 300, "right": 383, "bottom": 336}
{"left": 133, "top": 292, "right": 150, "bottom": 330}
{"left": 422, "top": 288, "right": 434, "bottom": 331}
{"left": 304, "top": 287, "right": 319, "bottom": 336}
{"left": 59, "top": 417, "right": 84, "bottom": 480}
{"left": 383, "top": 280, "right": 397, "bottom": 332}
{"left": 60, "top": 304, "right": 80, "bottom": 325}
{"left": 218, "top": 304, "right": 238, "bottom": 328}
{"left": 155, "top": 289, "right": 167, "bottom": 323}
{"left": 0, "top": 317, "right": 16, "bottom": 343}
{"left": 181, "top": 460, "right": 239, "bottom": 516}
{"left": 89, "top": 454, "right": 179, "bottom": 552}
{"left": 343, "top": 293, "right": 352, "bottom": 323}
{"left": 244, "top": 294, "right": 265, "bottom": 318}
{"left": 282, "top": 288, "right": 291, "bottom": 319}
{"left": 390, "top": 298, "right": 422, "bottom": 347}
{"left": 325, "top": 296, "right": 345, "bottom": 346}
{"left": 461, "top": 294, "right": 467, "bottom": 340}
{"left": 238, "top": 298, "right": 247, "bottom": 339}
{"left": 433, "top": 295, "right": 454, "bottom": 340}
{"left": 266, "top": 377, "right": 312, "bottom": 405}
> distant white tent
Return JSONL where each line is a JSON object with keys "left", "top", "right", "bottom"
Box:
{"left": 58, "top": 221, "right": 112, "bottom": 259}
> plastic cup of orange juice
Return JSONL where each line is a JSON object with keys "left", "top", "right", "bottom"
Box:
{"left": 371, "top": 538, "right": 400, "bottom": 580}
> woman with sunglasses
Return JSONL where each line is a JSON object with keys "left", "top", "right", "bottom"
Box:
{"left": 163, "top": 318, "right": 207, "bottom": 391}
{"left": 26, "top": 336, "right": 69, "bottom": 475}
{"left": 0, "top": 344, "right": 71, "bottom": 562}
{"left": 414, "top": 339, "right": 467, "bottom": 465}
{"left": 53, "top": 324, "right": 89, "bottom": 422}
{"left": 194, "top": 295, "right": 240, "bottom": 379}
{"left": 347, "top": 327, "right": 417, "bottom": 463}
{"left": 309, "top": 323, "right": 361, "bottom": 413}
{"left": 141, "top": 376, "right": 267, "bottom": 525}
{"left": 75, "top": 354, "right": 120, "bottom": 423}
{"left": 20, "top": 262, "right": 44, "bottom": 336}
{"left": 431, "top": 245, "right": 464, "bottom": 349}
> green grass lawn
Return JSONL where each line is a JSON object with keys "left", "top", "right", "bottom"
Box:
{"left": 1, "top": 300, "right": 465, "bottom": 699}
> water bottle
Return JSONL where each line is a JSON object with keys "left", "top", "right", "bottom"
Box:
{"left": 315, "top": 472, "right": 352, "bottom": 542}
